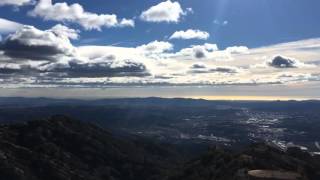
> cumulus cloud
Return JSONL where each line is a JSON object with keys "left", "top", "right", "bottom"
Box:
{"left": 268, "top": 56, "right": 297, "bottom": 68}
{"left": 267, "top": 55, "right": 313, "bottom": 68}
{"left": 50, "top": 24, "right": 79, "bottom": 40}
{"left": 137, "top": 40, "right": 173, "bottom": 54}
{"left": 0, "top": 24, "right": 77, "bottom": 61}
{"left": 0, "top": 18, "right": 23, "bottom": 35}
{"left": 226, "top": 46, "right": 249, "bottom": 54}
{"left": 0, "top": 0, "right": 34, "bottom": 6}
{"left": 118, "top": 18, "right": 135, "bottom": 27}
{"left": 0, "top": 25, "right": 150, "bottom": 79}
{"left": 170, "top": 29, "right": 210, "bottom": 40}
{"left": 173, "top": 43, "right": 218, "bottom": 59}
{"left": 29, "top": 0, "right": 134, "bottom": 30}
{"left": 140, "top": 0, "right": 190, "bottom": 23}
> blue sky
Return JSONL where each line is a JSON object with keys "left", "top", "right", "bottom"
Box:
{"left": 0, "top": 0, "right": 320, "bottom": 99}
{"left": 2, "top": 0, "right": 320, "bottom": 48}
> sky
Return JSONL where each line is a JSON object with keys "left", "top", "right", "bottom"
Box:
{"left": 0, "top": 0, "right": 320, "bottom": 100}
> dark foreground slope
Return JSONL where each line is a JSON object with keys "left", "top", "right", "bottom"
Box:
{"left": 0, "top": 116, "right": 319, "bottom": 180}
{"left": 0, "top": 116, "right": 179, "bottom": 180}
{"left": 169, "top": 143, "right": 320, "bottom": 180}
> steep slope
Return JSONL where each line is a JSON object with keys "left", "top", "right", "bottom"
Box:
{"left": 0, "top": 115, "right": 178, "bottom": 180}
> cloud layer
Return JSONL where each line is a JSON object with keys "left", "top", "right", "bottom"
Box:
{"left": 0, "top": 20, "right": 319, "bottom": 88}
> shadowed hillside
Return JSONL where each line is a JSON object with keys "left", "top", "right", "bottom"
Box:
{"left": 0, "top": 116, "right": 319, "bottom": 180}
{"left": 169, "top": 143, "right": 320, "bottom": 180}
{"left": 0, "top": 115, "right": 179, "bottom": 180}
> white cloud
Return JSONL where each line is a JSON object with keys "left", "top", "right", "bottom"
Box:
{"left": 0, "top": 24, "right": 77, "bottom": 61}
{"left": 0, "top": 18, "right": 23, "bottom": 34}
{"left": 50, "top": 24, "right": 80, "bottom": 40}
{"left": 29, "top": 0, "right": 134, "bottom": 30}
{"left": 137, "top": 40, "right": 173, "bottom": 54}
{"left": 140, "top": 0, "right": 189, "bottom": 23}
{"left": 170, "top": 29, "right": 210, "bottom": 40}
{"left": 0, "top": 26, "right": 150, "bottom": 79}
{"left": 9, "top": 25, "right": 76, "bottom": 50}
{"left": 225, "top": 46, "right": 249, "bottom": 54}
{"left": 1, "top": 23, "right": 320, "bottom": 88}
{"left": 172, "top": 43, "right": 219, "bottom": 59}
{"left": 119, "top": 18, "right": 135, "bottom": 27}
{"left": 0, "top": 0, "right": 34, "bottom": 6}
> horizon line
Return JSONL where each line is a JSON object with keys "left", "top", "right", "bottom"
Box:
{"left": 0, "top": 96, "right": 319, "bottom": 102}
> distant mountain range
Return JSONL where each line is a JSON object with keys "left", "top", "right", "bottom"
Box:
{"left": 0, "top": 97, "right": 320, "bottom": 152}
{"left": 0, "top": 116, "right": 320, "bottom": 180}
{"left": 1, "top": 97, "right": 320, "bottom": 111}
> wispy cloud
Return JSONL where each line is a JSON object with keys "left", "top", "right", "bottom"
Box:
{"left": 213, "top": 20, "right": 228, "bottom": 26}
{"left": 0, "top": 0, "right": 34, "bottom": 7}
